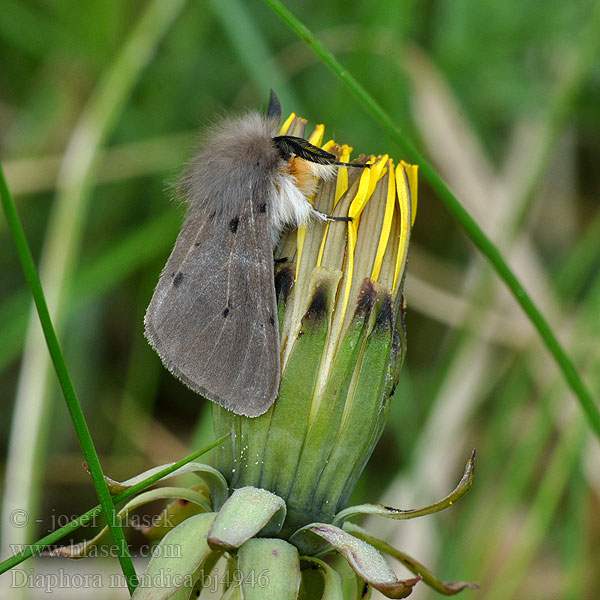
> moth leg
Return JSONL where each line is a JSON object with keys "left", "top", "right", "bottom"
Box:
{"left": 334, "top": 161, "right": 369, "bottom": 168}
{"left": 313, "top": 207, "right": 352, "bottom": 223}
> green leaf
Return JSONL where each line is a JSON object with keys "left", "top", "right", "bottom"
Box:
{"left": 259, "top": 274, "right": 333, "bottom": 499}
{"left": 301, "top": 557, "right": 344, "bottom": 600}
{"left": 238, "top": 538, "right": 301, "bottom": 600}
{"left": 140, "top": 485, "right": 211, "bottom": 541}
{"left": 333, "top": 449, "right": 476, "bottom": 527}
{"left": 47, "top": 486, "right": 210, "bottom": 558}
{"left": 290, "top": 523, "right": 419, "bottom": 599}
{"left": 222, "top": 582, "right": 243, "bottom": 599}
{"left": 207, "top": 487, "right": 286, "bottom": 550}
{"left": 0, "top": 434, "right": 228, "bottom": 575}
{"left": 169, "top": 550, "right": 222, "bottom": 600}
{"left": 345, "top": 524, "right": 478, "bottom": 595}
{"left": 312, "top": 294, "right": 394, "bottom": 518}
{"left": 233, "top": 403, "right": 273, "bottom": 490}
{"left": 211, "top": 402, "right": 239, "bottom": 487}
{"left": 132, "top": 512, "right": 216, "bottom": 599}
{"left": 287, "top": 279, "right": 376, "bottom": 530}
{"left": 103, "top": 461, "right": 228, "bottom": 510}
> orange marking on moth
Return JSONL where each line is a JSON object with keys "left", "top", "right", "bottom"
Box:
{"left": 288, "top": 157, "right": 318, "bottom": 197}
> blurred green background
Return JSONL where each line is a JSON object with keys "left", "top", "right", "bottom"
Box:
{"left": 1, "top": 1, "right": 599, "bottom": 598}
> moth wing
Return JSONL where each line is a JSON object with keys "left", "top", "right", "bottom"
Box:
{"left": 144, "top": 190, "right": 280, "bottom": 417}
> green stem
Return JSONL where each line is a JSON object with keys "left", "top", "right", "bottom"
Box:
{"left": 0, "top": 162, "right": 137, "bottom": 592}
{"left": 0, "top": 433, "right": 229, "bottom": 576}
{"left": 262, "top": 0, "right": 600, "bottom": 440}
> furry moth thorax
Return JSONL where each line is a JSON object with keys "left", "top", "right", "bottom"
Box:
{"left": 180, "top": 112, "right": 339, "bottom": 243}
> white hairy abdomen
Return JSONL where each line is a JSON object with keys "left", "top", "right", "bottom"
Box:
{"left": 269, "top": 162, "right": 336, "bottom": 243}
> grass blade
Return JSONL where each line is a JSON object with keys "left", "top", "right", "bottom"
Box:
{"left": 0, "top": 433, "right": 229, "bottom": 576}
{"left": 262, "top": 0, "right": 600, "bottom": 439}
{"left": 0, "top": 162, "right": 138, "bottom": 592}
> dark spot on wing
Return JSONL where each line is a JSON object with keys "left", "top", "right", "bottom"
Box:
{"left": 223, "top": 308, "right": 229, "bottom": 318}
{"left": 194, "top": 241, "right": 200, "bottom": 247}
{"left": 259, "top": 203, "right": 267, "bottom": 213}
{"left": 229, "top": 216, "right": 239, "bottom": 233}
{"left": 269, "top": 315, "right": 275, "bottom": 326}
{"left": 173, "top": 272, "right": 184, "bottom": 287}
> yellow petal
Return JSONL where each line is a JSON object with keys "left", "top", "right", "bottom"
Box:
{"left": 371, "top": 159, "right": 396, "bottom": 282}
{"left": 393, "top": 163, "right": 413, "bottom": 293}
{"left": 279, "top": 112, "right": 296, "bottom": 135}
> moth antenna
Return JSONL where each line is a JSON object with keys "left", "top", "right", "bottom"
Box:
{"left": 273, "top": 135, "right": 337, "bottom": 165}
